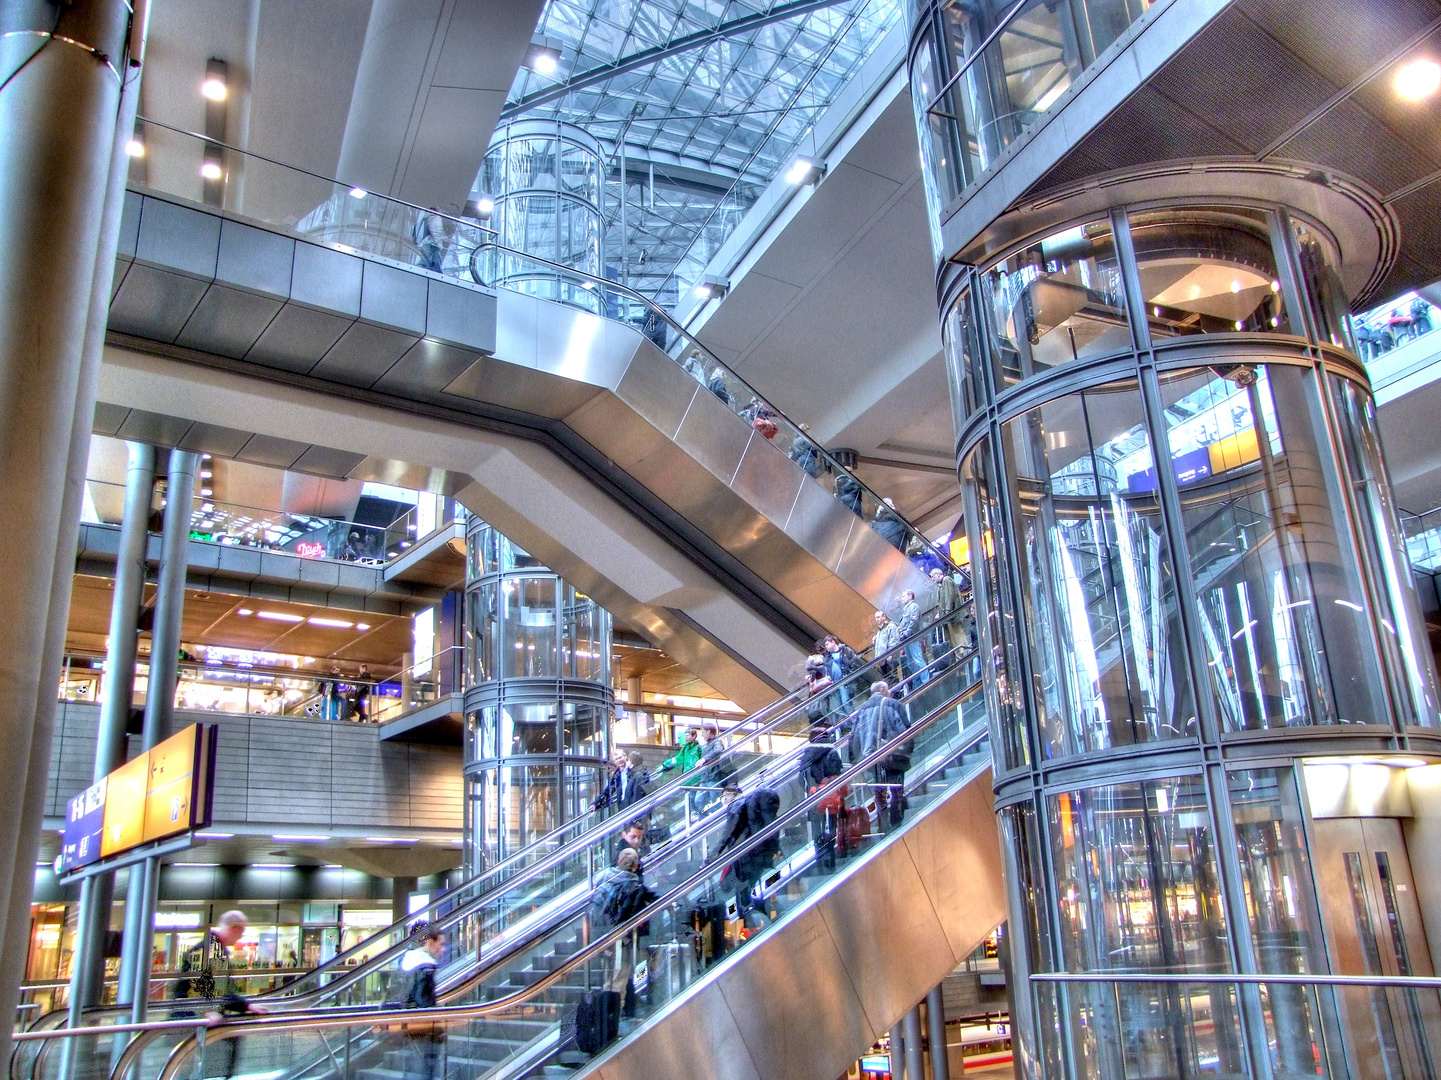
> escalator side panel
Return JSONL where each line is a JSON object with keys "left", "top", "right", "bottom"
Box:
{"left": 587, "top": 770, "right": 1006, "bottom": 1080}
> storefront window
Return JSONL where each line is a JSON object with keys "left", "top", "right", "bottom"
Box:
{"left": 1328, "top": 374, "right": 1441, "bottom": 728}
{"left": 1158, "top": 365, "right": 1392, "bottom": 731}
{"left": 984, "top": 221, "right": 1129, "bottom": 386}
{"left": 1129, "top": 208, "right": 1293, "bottom": 341}
{"left": 1000, "top": 380, "right": 1195, "bottom": 757}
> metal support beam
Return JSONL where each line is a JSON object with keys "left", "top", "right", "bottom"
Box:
{"left": 0, "top": 0, "right": 132, "bottom": 1061}
{"left": 904, "top": 1005, "right": 925, "bottom": 1080}
{"left": 500, "top": 0, "right": 846, "bottom": 119}
{"left": 927, "top": 985, "right": 950, "bottom": 1080}
{"left": 890, "top": 1021, "right": 906, "bottom": 1080}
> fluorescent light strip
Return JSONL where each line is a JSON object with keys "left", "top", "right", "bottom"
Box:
{"left": 196, "top": 832, "right": 233, "bottom": 839}
{"left": 308, "top": 617, "right": 354, "bottom": 629}
{"left": 257, "top": 611, "right": 305, "bottom": 622}
{"left": 272, "top": 834, "right": 329, "bottom": 841}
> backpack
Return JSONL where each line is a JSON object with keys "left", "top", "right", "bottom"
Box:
{"left": 745, "top": 788, "right": 781, "bottom": 829}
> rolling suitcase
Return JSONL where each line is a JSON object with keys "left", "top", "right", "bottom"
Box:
{"left": 573, "top": 989, "right": 621, "bottom": 1054}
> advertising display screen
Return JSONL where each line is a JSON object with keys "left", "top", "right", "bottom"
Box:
{"left": 61, "top": 724, "right": 217, "bottom": 875}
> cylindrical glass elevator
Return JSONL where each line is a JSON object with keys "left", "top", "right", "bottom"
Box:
{"left": 462, "top": 517, "right": 613, "bottom": 874}
{"left": 933, "top": 198, "right": 1441, "bottom": 1080}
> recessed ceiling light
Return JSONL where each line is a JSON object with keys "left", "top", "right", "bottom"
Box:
{"left": 256, "top": 611, "right": 305, "bottom": 623}
{"left": 349, "top": 187, "right": 368, "bottom": 199}
{"left": 1396, "top": 59, "right": 1441, "bottom": 101}
{"left": 125, "top": 139, "right": 144, "bottom": 158}
{"left": 308, "top": 617, "right": 354, "bottom": 629}
{"left": 200, "top": 161, "right": 223, "bottom": 180}
{"left": 356, "top": 623, "right": 371, "bottom": 631}
{"left": 201, "top": 77, "right": 227, "bottom": 101}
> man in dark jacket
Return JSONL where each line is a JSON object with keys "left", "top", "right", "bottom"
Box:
{"left": 172, "top": 911, "right": 266, "bottom": 1078}
{"left": 834, "top": 469, "right": 864, "bottom": 517}
{"left": 874, "top": 499, "right": 907, "bottom": 550}
{"left": 711, "top": 783, "right": 782, "bottom": 919}
{"left": 799, "top": 728, "right": 845, "bottom": 873}
{"left": 847, "top": 682, "right": 912, "bottom": 831}
{"left": 595, "top": 751, "right": 649, "bottom": 814}
{"left": 592, "top": 847, "right": 658, "bottom": 1023}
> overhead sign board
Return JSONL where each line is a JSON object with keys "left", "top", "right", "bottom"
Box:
{"left": 60, "top": 724, "right": 218, "bottom": 875}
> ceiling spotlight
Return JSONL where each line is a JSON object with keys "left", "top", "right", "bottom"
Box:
{"left": 356, "top": 623, "right": 371, "bottom": 631}
{"left": 476, "top": 194, "right": 495, "bottom": 216}
{"left": 125, "top": 139, "right": 145, "bottom": 158}
{"left": 526, "top": 41, "right": 562, "bottom": 75}
{"left": 1396, "top": 59, "right": 1441, "bottom": 101}
{"left": 200, "top": 161, "right": 223, "bottom": 180}
{"left": 786, "top": 157, "right": 822, "bottom": 185}
{"left": 201, "top": 77, "right": 227, "bottom": 101}
{"left": 349, "top": 186, "right": 368, "bottom": 199}
{"left": 693, "top": 275, "right": 728, "bottom": 301}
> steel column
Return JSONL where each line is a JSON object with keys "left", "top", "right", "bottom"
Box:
{"left": 904, "top": 1004, "right": 925, "bottom": 1080}
{"left": 926, "top": 985, "right": 950, "bottom": 1080}
{"left": 890, "top": 1021, "right": 907, "bottom": 1080}
{"left": 0, "top": 0, "right": 132, "bottom": 1060}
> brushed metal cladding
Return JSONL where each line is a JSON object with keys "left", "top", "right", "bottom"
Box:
{"left": 175, "top": 284, "right": 283, "bottom": 359}
{"left": 492, "top": 287, "right": 540, "bottom": 370}
{"left": 424, "top": 279, "right": 496, "bottom": 354}
{"left": 360, "top": 260, "right": 428, "bottom": 335}
{"left": 596, "top": 981, "right": 765, "bottom": 1080}
{"left": 788, "top": 574, "right": 879, "bottom": 646}
{"left": 786, "top": 477, "right": 860, "bottom": 573}
{"left": 311, "top": 322, "right": 420, "bottom": 387}
{"left": 671, "top": 385, "right": 753, "bottom": 486}
{"left": 135, "top": 198, "right": 221, "bottom": 279}
{"left": 815, "top": 831, "right": 960, "bottom": 1035}
{"left": 564, "top": 392, "right": 676, "bottom": 470}
{"left": 175, "top": 422, "right": 256, "bottom": 458}
{"left": 290, "top": 241, "right": 363, "bottom": 317}
{"left": 732, "top": 432, "right": 805, "bottom": 527}
{"left": 373, "top": 339, "right": 479, "bottom": 399}
{"left": 580, "top": 772, "right": 1005, "bottom": 1080}
{"left": 291, "top": 445, "right": 367, "bottom": 478}
{"left": 92, "top": 402, "right": 128, "bottom": 435}
{"left": 114, "top": 409, "right": 195, "bottom": 447}
{"left": 443, "top": 354, "right": 604, "bottom": 419}
{"left": 611, "top": 336, "right": 700, "bottom": 441}
{"left": 108, "top": 265, "right": 208, "bottom": 341}
{"left": 717, "top": 906, "right": 877, "bottom": 1080}
{"left": 215, "top": 220, "right": 295, "bottom": 299}
{"left": 533, "top": 307, "right": 638, "bottom": 391}
{"left": 236, "top": 433, "right": 310, "bottom": 470}
{"left": 117, "top": 191, "right": 140, "bottom": 259}
{"left": 836, "top": 519, "right": 910, "bottom": 602}
{"left": 246, "top": 305, "right": 353, "bottom": 373}
{"left": 901, "top": 769, "right": 1004, "bottom": 961}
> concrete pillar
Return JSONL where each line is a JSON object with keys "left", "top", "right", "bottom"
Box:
{"left": 392, "top": 876, "right": 419, "bottom": 927}
{"left": 120, "top": 450, "right": 198, "bottom": 1020}
{"left": 0, "top": 0, "right": 134, "bottom": 1059}
{"left": 926, "top": 985, "right": 950, "bottom": 1080}
{"left": 67, "top": 443, "right": 154, "bottom": 1022}
{"left": 904, "top": 1005, "right": 925, "bottom": 1080}
{"left": 890, "top": 1022, "right": 906, "bottom": 1080}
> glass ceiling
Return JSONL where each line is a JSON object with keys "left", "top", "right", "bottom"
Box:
{"left": 504, "top": 0, "right": 901, "bottom": 308}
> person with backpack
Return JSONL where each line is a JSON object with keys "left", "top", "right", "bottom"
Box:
{"left": 711, "top": 782, "right": 782, "bottom": 921}
{"left": 799, "top": 727, "right": 845, "bottom": 874}
{"left": 848, "top": 681, "right": 913, "bottom": 831}
{"left": 395, "top": 925, "right": 445, "bottom": 1079}
{"left": 585, "top": 847, "right": 657, "bottom": 1043}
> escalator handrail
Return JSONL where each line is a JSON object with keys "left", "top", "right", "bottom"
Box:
{"left": 468, "top": 240, "right": 960, "bottom": 574}
{"left": 135, "top": 667, "right": 988, "bottom": 1080}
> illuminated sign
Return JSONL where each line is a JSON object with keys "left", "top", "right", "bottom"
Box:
{"left": 61, "top": 724, "right": 217, "bottom": 875}
{"left": 295, "top": 541, "right": 326, "bottom": 558}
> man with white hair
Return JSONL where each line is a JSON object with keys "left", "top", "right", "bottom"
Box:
{"left": 173, "top": 909, "right": 267, "bottom": 1020}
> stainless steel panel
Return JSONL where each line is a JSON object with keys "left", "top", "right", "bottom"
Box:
{"left": 440, "top": 354, "right": 603, "bottom": 419}
{"left": 135, "top": 197, "right": 220, "bottom": 278}
{"left": 117, "top": 191, "right": 140, "bottom": 258}
{"left": 373, "top": 339, "right": 479, "bottom": 398}
{"left": 311, "top": 322, "right": 419, "bottom": 388}
{"left": 258, "top": 552, "right": 301, "bottom": 583}
{"left": 595, "top": 981, "right": 763, "bottom": 1080}
{"left": 815, "top": 823, "right": 962, "bottom": 1036}
{"left": 532, "top": 306, "right": 637, "bottom": 390}
{"left": 785, "top": 477, "right": 860, "bottom": 574}
{"left": 175, "top": 283, "right": 283, "bottom": 358}
{"left": 291, "top": 445, "right": 367, "bottom": 478}
{"left": 787, "top": 575, "right": 877, "bottom": 649}
{"left": 900, "top": 768, "right": 1005, "bottom": 960}
{"left": 92, "top": 402, "right": 129, "bottom": 436}
{"left": 613, "top": 338, "right": 698, "bottom": 440}
{"left": 425, "top": 279, "right": 497, "bottom": 353}
{"left": 337, "top": 563, "right": 381, "bottom": 593}
{"left": 236, "top": 433, "right": 309, "bottom": 469}
{"left": 215, "top": 546, "right": 264, "bottom": 576}
{"left": 892, "top": 559, "right": 934, "bottom": 608}
{"left": 111, "top": 257, "right": 130, "bottom": 300}
{"left": 216, "top": 219, "right": 295, "bottom": 299}
{"left": 290, "top": 242, "right": 362, "bottom": 317}
{"left": 108, "top": 265, "right": 208, "bottom": 341}
{"left": 835, "top": 520, "right": 908, "bottom": 607}
{"left": 288, "top": 585, "right": 329, "bottom": 608}
{"left": 730, "top": 529, "right": 832, "bottom": 596}
{"left": 114, "top": 408, "right": 194, "bottom": 446}
{"left": 298, "top": 558, "right": 341, "bottom": 588}
{"left": 492, "top": 288, "right": 539, "bottom": 370}
{"left": 672, "top": 386, "right": 751, "bottom": 486}
{"left": 563, "top": 392, "right": 675, "bottom": 470}
{"left": 360, "top": 260, "right": 428, "bottom": 334}
{"left": 175, "top": 422, "right": 254, "bottom": 458}
{"left": 246, "top": 304, "right": 354, "bottom": 374}
{"left": 732, "top": 433, "right": 805, "bottom": 528}
{"left": 184, "top": 541, "right": 220, "bottom": 572}
{"left": 713, "top": 905, "right": 878, "bottom": 1080}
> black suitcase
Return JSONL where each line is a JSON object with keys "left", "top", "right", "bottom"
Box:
{"left": 573, "top": 989, "right": 622, "bottom": 1054}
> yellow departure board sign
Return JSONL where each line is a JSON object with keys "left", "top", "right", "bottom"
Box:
{"left": 100, "top": 754, "right": 150, "bottom": 857}
{"left": 144, "top": 726, "right": 200, "bottom": 843}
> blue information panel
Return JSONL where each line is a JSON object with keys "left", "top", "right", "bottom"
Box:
{"left": 60, "top": 779, "right": 108, "bottom": 873}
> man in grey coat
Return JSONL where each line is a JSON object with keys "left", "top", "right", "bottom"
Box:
{"left": 847, "top": 682, "right": 912, "bottom": 830}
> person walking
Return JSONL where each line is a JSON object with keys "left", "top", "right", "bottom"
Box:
{"left": 874, "top": 499, "right": 907, "bottom": 550}
{"left": 172, "top": 911, "right": 267, "bottom": 1078}
{"left": 848, "top": 682, "right": 912, "bottom": 831}
{"left": 788, "top": 423, "right": 823, "bottom": 478}
{"left": 414, "top": 207, "right": 448, "bottom": 271}
{"left": 352, "top": 664, "right": 372, "bottom": 721}
{"left": 396, "top": 925, "right": 445, "bottom": 1080}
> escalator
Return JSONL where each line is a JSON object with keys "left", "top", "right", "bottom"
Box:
{"left": 16, "top": 614, "right": 979, "bottom": 1080}
{"left": 95, "top": 643, "right": 1003, "bottom": 1080}
{"left": 101, "top": 119, "right": 951, "bottom": 707}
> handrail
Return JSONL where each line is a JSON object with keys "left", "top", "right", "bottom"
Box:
{"left": 127, "top": 670, "right": 988, "bottom": 1080}
{"left": 1033, "top": 972, "right": 1441, "bottom": 989}
{"left": 469, "top": 240, "right": 959, "bottom": 572}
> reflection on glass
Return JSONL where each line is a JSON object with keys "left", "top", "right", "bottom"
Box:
{"left": 1001, "top": 380, "right": 1195, "bottom": 756}
{"left": 985, "top": 221, "right": 1129, "bottom": 385}
{"left": 1050, "top": 775, "right": 1238, "bottom": 1080}
{"left": 944, "top": 287, "right": 987, "bottom": 423}
{"left": 1130, "top": 209, "right": 1292, "bottom": 340}
{"left": 1328, "top": 374, "right": 1441, "bottom": 728}
{"left": 1293, "top": 221, "right": 1353, "bottom": 350}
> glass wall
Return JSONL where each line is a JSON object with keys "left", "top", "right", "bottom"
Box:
{"left": 462, "top": 518, "right": 614, "bottom": 871}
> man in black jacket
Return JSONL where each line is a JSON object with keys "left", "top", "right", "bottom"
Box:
{"left": 847, "top": 682, "right": 912, "bottom": 831}
{"left": 712, "top": 783, "right": 782, "bottom": 920}
{"left": 799, "top": 727, "right": 845, "bottom": 873}
{"left": 591, "top": 847, "right": 657, "bottom": 1024}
